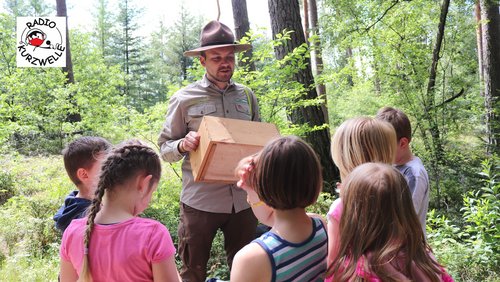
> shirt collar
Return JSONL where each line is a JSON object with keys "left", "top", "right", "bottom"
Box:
{"left": 200, "top": 74, "right": 235, "bottom": 90}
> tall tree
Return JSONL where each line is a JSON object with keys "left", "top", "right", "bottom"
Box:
{"left": 56, "top": 0, "right": 80, "bottom": 122}
{"left": 320, "top": 0, "right": 479, "bottom": 208}
{"left": 307, "top": 0, "right": 329, "bottom": 122}
{"left": 55, "top": 0, "right": 73, "bottom": 84}
{"left": 112, "top": 0, "right": 152, "bottom": 109}
{"left": 29, "top": 0, "right": 52, "bottom": 16}
{"left": 479, "top": 0, "right": 500, "bottom": 154}
{"left": 475, "top": 2, "right": 484, "bottom": 96}
{"left": 93, "top": 0, "right": 115, "bottom": 60}
{"left": 268, "top": 0, "right": 338, "bottom": 189}
{"left": 4, "top": 0, "right": 50, "bottom": 16}
{"left": 303, "top": 0, "right": 309, "bottom": 42}
{"left": 147, "top": 5, "right": 202, "bottom": 89}
{"left": 231, "top": 0, "right": 256, "bottom": 71}
{"left": 423, "top": 0, "right": 450, "bottom": 206}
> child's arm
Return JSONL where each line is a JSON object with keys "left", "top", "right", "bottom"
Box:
{"left": 326, "top": 199, "right": 342, "bottom": 266}
{"left": 230, "top": 243, "right": 271, "bottom": 282}
{"left": 327, "top": 217, "right": 341, "bottom": 266}
{"left": 152, "top": 256, "right": 181, "bottom": 282}
{"left": 59, "top": 259, "right": 78, "bottom": 282}
{"left": 410, "top": 173, "right": 429, "bottom": 215}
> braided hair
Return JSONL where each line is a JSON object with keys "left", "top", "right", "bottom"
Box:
{"left": 77, "top": 140, "right": 161, "bottom": 282}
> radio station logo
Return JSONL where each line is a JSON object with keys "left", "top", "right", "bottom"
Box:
{"left": 17, "top": 17, "right": 66, "bottom": 67}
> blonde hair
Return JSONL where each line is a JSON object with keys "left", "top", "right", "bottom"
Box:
{"left": 331, "top": 117, "right": 397, "bottom": 181}
{"left": 78, "top": 140, "right": 161, "bottom": 282}
{"left": 327, "top": 163, "right": 442, "bottom": 282}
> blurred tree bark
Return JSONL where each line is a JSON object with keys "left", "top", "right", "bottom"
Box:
{"left": 268, "top": 0, "right": 338, "bottom": 190}
{"left": 231, "top": 0, "right": 256, "bottom": 71}
{"left": 478, "top": 0, "right": 500, "bottom": 155}
{"left": 56, "top": 0, "right": 80, "bottom": 122}
{"left": 308, "top": 0, "right": 329, "bottom": 122}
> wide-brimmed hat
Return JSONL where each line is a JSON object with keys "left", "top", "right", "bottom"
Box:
{"left": 184, "top": 20, "right": 252, "bottom": 57}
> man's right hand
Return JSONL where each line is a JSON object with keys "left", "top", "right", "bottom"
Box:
{"left": 179, "top": 131, "right": 200, "bottom": 153}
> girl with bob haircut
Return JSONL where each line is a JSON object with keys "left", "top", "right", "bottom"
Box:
{"left": 326, "top": 163, "right": 453, "bottom": 281}
{"left": 327, "top": 117, "right": 397, "bottom": 271}
{"left": 59, "top": 140, "right": 181, "bottom": 282}
{"left": 231, "top": 136, "right": 328, "bottom": 282}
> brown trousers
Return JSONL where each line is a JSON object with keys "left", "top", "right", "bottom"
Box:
{"left": 178, "top": 203, "right": 257, "bottom": 282}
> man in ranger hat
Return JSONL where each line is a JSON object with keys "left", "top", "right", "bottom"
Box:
{"left": 158, "top": 21, "right": 260, "bottom": 282}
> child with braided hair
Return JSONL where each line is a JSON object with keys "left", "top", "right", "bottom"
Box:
{"left": 59, "top": 140, "right": 181, "bottom": 282}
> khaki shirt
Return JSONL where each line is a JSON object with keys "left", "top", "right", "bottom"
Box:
{"left": 158, "top": 75, "right": 260, "bottom": 213}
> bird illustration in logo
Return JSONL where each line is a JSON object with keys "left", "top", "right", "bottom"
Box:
{"left": 26, "top": 28, "right": 47, "bottom": 47}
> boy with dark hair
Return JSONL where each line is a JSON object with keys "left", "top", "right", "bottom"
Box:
{"left": 53, "top": 136, "right": 111, "bottom": 233}
{"left": 376, "top": 107, "right": 430, "bottom": 235}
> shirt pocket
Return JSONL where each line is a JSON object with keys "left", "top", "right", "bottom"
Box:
{"left": 234, "top": 103, "right": 250, "bottom": 116}
{"left": 187, "top": 103, "right": 217, "bottom": 131}
{"left": 187, "top": 103, "right": 217, "bottom": 117}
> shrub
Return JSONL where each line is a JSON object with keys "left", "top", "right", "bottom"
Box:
{"left": 461, "top": 157, "right": 500, "bottom": 269}
{"left": 0, "top": 170, "right": 15, "bottom": 205}
{"left": 427, "top": 156, "right": 500, "bottom": 282}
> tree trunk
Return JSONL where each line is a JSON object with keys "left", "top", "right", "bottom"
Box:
{"left": 346, "top": 47, "right": 354, "bottom": 86}
{"left": 56, "top": 0, "right": 74, "bottom": 84}
{"left": 479, "top": 0, "right": 500, "bottom": 155}
{"left": 124, "top": 0, "right": 130, "bottom": 76}
{"left": 56, "top": 0, "right": 80, "bottom": 122}
{"left": 231, "top": 0, "right": 256, "bottom": 71}
{"left": 303, "top": 0, "right": 309, "bottom": 42}
{"left": 95, "top": 0, "right": 112, "bottom": 60}
{"left": 424, "top": 0, "right": 450, "bottom": 207}
{"left": 475, "top": 2, "right": 484, "bottom": 95}
{"left": 308, "top": 0, "right": 329, "bottom": 122}
{"left": 180, "top": 7, "right": 188, "bottom": 81}
{"left": 268, "top": 0, "right": 338, "bottom": 191}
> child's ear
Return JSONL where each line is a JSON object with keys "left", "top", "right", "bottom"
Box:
{"left": 76, "top": 168, "right": 89, "bottom": 182}
{"left": 138, "top": 174, "right": 153, "bottom": 192}
{"left": 399, "top": 137, "right": 410, "bottom": 149}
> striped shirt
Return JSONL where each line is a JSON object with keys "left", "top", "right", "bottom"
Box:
{"left": 254, "top": 217, "right": 328, "bottom": 282}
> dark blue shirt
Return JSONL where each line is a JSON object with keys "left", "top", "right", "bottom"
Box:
{"left": 53, "top": 191, "right": 91, "bottom": 233}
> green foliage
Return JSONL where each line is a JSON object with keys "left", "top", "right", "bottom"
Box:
{"left": 0, "top": 170, "right": 15, "bottom": 205}
{"left": 427, "top": 156, "right": 500, "bottom": 281}
{"left": 461, "top": 158, "right": 500, "bottom": 267}
{"left": 147, "top": 6, "right": 203, "bottom": 90}
{"left": 207, "top": 230, "right": 230, "bottom": 280}
{"left": 235, "top": 30, "right": 326, "bottom": 137}
{"left": 307, "top": 192, "right": 335, "bottom": 216}
{"left": 0, "top": 155, "right": 64, "bottom": 281}
{"left": 109, "top": 0, "right": 156, "bottom": 110}
{"left": 0, "top": 1, "right": 497, "bottom": 280}
{"left": 141, "top": 162, "right": 182, "bottom": 241}
{"left": 320, "top": 0, "right": 483, "bottom": 213}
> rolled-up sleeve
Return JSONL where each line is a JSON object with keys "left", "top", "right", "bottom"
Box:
{"left": 158, "top": 93, "right": 187, "bottom": 163}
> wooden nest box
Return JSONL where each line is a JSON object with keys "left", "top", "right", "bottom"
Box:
{"left": 190, "top": 116, "right": 280, "bottom": 183}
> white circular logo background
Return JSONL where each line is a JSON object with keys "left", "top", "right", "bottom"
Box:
{"left": 17, "top": 17, "right": 67, "bottom": 67}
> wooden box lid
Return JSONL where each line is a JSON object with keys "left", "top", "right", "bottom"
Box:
{"left": 190, "top": 116, "right": 280, "bottom": 183}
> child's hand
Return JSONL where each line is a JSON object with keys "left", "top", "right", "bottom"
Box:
{"left": 235, "top": 156, "right": 256, "bottom": 192}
